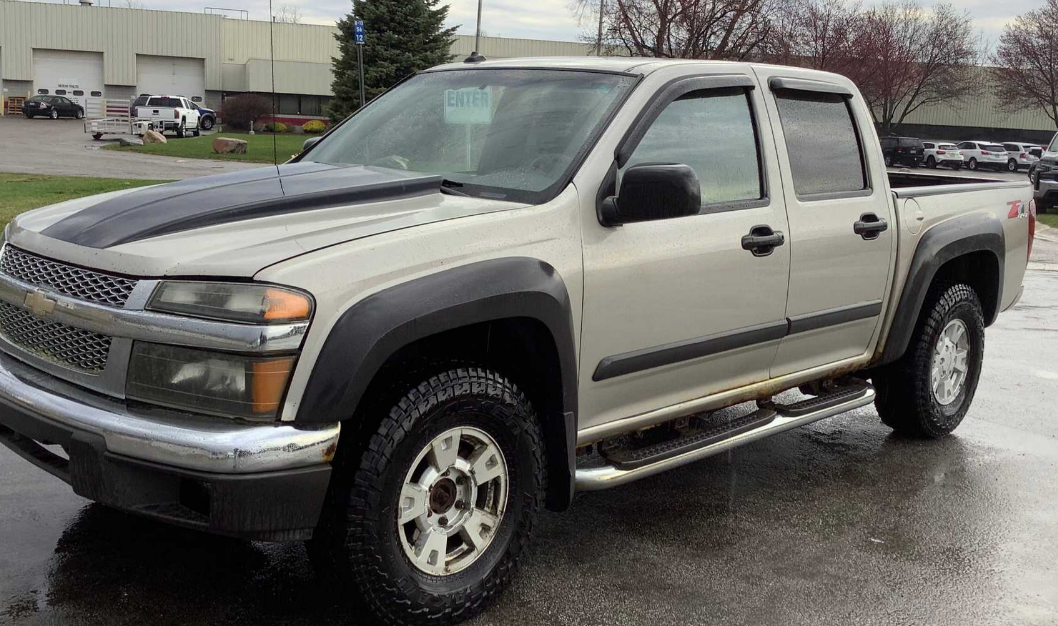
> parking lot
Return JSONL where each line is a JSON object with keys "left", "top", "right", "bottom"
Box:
{"left": 0, "top": 115, "right": 263, "bottom": 180}
{"left": 2, "top": 227, "right": 1056, "bottom": 625}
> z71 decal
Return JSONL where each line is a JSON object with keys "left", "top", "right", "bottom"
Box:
{"left": 1007, "top": 200, "right": 1029, "bottom": 220}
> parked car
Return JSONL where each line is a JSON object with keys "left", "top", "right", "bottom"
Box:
{"left": 191, "top": 101, "right": 216, "bottom": 130}
{"left": 22, "top": 95, "right": 84, "bottom": 120}
{"left": 957, "top": 141, "right": 1010, "bottom": 171}
{"left": 0, "top": 59, "right": 1034, "bottom": 626}
{"left": 1031, "top": 132, "right": 1058, "bottom": 210}
{"left": 922, "top": 141, "right": 964, "bottom": 169}
{"left": 1002, "top": 143, "right": 1040, "bottom": 172}
{"left": 880, "top": 136, "right": 924, "bottom": 167}
{"left": 131, "top": 94, "right": 201, "bottom": 137}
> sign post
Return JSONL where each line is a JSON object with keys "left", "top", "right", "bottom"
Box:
{"left": 354, "top": 19, "right": 366, "bottom": 110}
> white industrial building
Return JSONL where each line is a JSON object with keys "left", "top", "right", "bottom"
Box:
{"left": 1, "top": 0, "right": 1055, "bottom": 141}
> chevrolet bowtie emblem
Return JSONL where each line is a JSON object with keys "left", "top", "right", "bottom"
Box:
{"left": 24, "top": 291, "right": 56, "bottom": 318}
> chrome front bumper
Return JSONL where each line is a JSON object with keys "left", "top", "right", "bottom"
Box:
{"left": 0, "top": 352, "right": 339, "bottom": 474}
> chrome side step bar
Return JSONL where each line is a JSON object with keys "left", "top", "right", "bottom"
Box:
{"left": 575, "top": 385, "right": 876, "bottom": 492}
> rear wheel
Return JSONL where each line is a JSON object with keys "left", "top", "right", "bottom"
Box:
{"left": 176, "top": 119, "right": 186, "bottom": 138}
{"left": 92, "top": 133, "right": 103, "bottom": 140}
{"left": 926, "top": 156, "right": 936, "bottom": 168}
{"left": 884, "top": 154, "right": 893, "bottom": 167}
{"left": 968, "top": 157, "right": 978, "bottom": 171}
{"left": 308, "top": 367, "right": 546, "bottom": 626}
{"left": 873, "top": 283, "right": 985, "bottom": 438}
{"left": 1007, "top": 159, "right": 1017, "bottom": 172}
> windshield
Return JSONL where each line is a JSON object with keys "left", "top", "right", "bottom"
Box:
{"left": 306, "top": 69, "right": 637, "bottom": 203}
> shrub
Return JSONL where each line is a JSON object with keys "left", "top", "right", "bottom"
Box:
{"left": 220, "top": 94, "right": 271, "bottom": 131}
{"left": 264, "top": 122, "right": 288, "bottom": 133}
{"left": 302, "top": 120, "right": 327, "bottom": 134}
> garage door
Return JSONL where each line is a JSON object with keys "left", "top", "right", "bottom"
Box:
{"left": 137, "top": 55, "right": 205, "bottom": 102}
{"left": 33, "top": 49, "right": 105, "bottom": 107}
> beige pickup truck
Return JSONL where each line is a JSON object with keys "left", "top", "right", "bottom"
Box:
{"left": 0, "top": 58, "right": 1035, "bottom": 625}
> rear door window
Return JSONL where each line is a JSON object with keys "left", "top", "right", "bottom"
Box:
{"left": 774, "top": 90, "right": 868, "bottom": 197}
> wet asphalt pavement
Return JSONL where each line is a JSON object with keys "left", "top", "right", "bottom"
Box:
{"left": 2, "top": 241, "right": 1057, "bottom": 626}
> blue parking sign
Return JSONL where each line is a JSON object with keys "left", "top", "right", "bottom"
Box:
{"left": 354, "top": 19, "right": 365, "bottom": 44}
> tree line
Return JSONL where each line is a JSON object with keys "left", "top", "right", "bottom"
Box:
{"left": 328, "top": 0, "right": 1058, "bottom": 132}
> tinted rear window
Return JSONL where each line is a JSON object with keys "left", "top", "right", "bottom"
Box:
{"left": 984, "top": 144, "right": 1005, "bottom": 152}
{"left": 898, "top": 138, "right": 923, "bottom": 147}
{"left": 939, "top": 144, "right": 957, "bottom": 150}
{"left": 774, "top": 90, "right": 868, "bottom": 197}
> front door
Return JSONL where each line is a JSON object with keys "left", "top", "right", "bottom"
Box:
{"left": 752, "top": 67, "right": 895, "bottom": 377}
{"left": 578, "top": 68, "right": 792, "bottom": 432}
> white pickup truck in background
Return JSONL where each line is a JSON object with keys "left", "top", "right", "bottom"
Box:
{"left": 0, "top": 57, "right": 1035, "bottom": 626}
{"left": 131, "top": 94, "right": 201, "bottom": 137}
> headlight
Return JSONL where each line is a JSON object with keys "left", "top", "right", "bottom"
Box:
{"left": 147, "top": 281, "right": 312, "bottom": 324}
{"left": 126, "top": 342, "right": 296, "bottom": 420}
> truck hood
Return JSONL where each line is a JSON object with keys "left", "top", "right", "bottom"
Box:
{"left": 8, "top": 162, "right": 528, "bottom": 277}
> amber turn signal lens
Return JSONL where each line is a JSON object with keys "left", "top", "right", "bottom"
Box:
{"left": 252, "top": 356, "right": 297, "bottom": 414}
{"left": 263, "top": 288, "right": 312, "bottom": 321}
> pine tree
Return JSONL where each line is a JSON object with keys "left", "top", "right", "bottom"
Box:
{"left": 329, "top": 0, "right": 457, "bottom": 120}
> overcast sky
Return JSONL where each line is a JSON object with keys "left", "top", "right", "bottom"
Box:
{"left": 41, "top": 0, "right": 1037, "bottom": 46}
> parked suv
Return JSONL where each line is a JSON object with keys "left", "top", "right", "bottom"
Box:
{"left": 1031, "top": 132, "right": 1058, "bottom": 210}
{"left": 957, "top": 141, "right": 1009, "bottom": 171}
{"left": 191, "top": 101, "right": 216, "bottom": 130}
{"left": 880, "top": 136, "right": 924, "bottom": 167}
{"left": 23, "top": 95, "right": 84, "bottom": 120}
{"left": 922, "top": 141, "right": 964, "bottom": 169}
{"left": 1002, "top": 143, "right": 1039, "bottom": 172}
{"left": 132, "top": 94, "right": 201, "bottom": 137}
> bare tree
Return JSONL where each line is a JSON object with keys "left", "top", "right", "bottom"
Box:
{"left": 573, "top": 0, "right": 778, "bottom": 60}
{"left": 274, "top": 4, "right": 303, "bottom": 24}
{"left": 853, "top": 1, "right": 978, "bottom": 133}
{"left": 991, "top": 0, "right": 1058, "bottom": 129}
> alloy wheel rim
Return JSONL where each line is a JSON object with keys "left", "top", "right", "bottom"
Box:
{"left": 397, "top": 426, "right": 508, "bottom": 576}
{"left": 931, "top": 319, "right": 970, "bottom": 406}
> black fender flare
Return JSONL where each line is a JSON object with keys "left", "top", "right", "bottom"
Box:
{"left": 296, "top": 257, "right": 579, "bottom": 510}
{"left": 879, "top": 212, "right": 1004, "bottom": 366}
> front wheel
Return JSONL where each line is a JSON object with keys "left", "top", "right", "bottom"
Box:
{"left": 884, "top": 154, "right": 893, "bottom": 167}
{"left": 873, "top": 283, "right": 985, "bottom": 438}
{"left": 92, "top": 133, "right": 103, "bottom": 140}
{"left": 75, "top": 109, "right": 84, "bottom": 120}
{"left": 308, "top": 367, "right": 546, "bottom": 626}
{"left": 49, "top": 109, "right": 58, "bottom": 120}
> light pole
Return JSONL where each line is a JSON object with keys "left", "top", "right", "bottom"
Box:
{"left": 596, "top": 0, "right": 604, "bottom": 55}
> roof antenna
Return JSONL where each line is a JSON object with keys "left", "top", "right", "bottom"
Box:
{"left": 269, "top": 1, "right": 280, "bottom": 176}
{"left": 465, "top": 0, "right": 485, "bottom": 63}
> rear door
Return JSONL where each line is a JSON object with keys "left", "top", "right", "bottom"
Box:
{"left": 752, "top": 68, "right": 895, "bottom": 376}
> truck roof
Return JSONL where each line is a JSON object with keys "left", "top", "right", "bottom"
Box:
{"left": 428, "top": 56, "right": 853, "bottom": 86}
{"left": 429, "top": 56, "right": 760, "bottom": 75}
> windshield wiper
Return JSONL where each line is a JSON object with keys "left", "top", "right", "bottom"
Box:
{"left": 439, "top": 179, "right": 470, "bottom": 197}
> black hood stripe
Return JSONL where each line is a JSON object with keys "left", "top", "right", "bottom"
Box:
{"left": 41, "top": 163, "right": 443, "bottom": 249}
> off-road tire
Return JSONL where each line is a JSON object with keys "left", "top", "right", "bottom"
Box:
{"left": 308, "top": 367, "right": 546, "bottom": 626}
{"left": 873, "top": 283, "right": 985, "bottom": 438}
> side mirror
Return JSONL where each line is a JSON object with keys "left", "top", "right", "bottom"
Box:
{"left": 302, "top": 136, "right": 322, "bottom": 152}
{"left": 600, "top": 163, "right": 701, "bottom": 226}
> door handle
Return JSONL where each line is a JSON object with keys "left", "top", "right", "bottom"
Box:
{"left": 853, "top": 213, "right": 888, "bottom": 240}
{"left": 741, "top": 225, "right": 785, "bottom": 257}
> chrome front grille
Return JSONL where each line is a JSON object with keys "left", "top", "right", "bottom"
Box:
{"left": 0, "top": 301, "right": 112, "bottom": 372}
{"left": 1, "top": 246, "right": 137, "bottom": 308}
